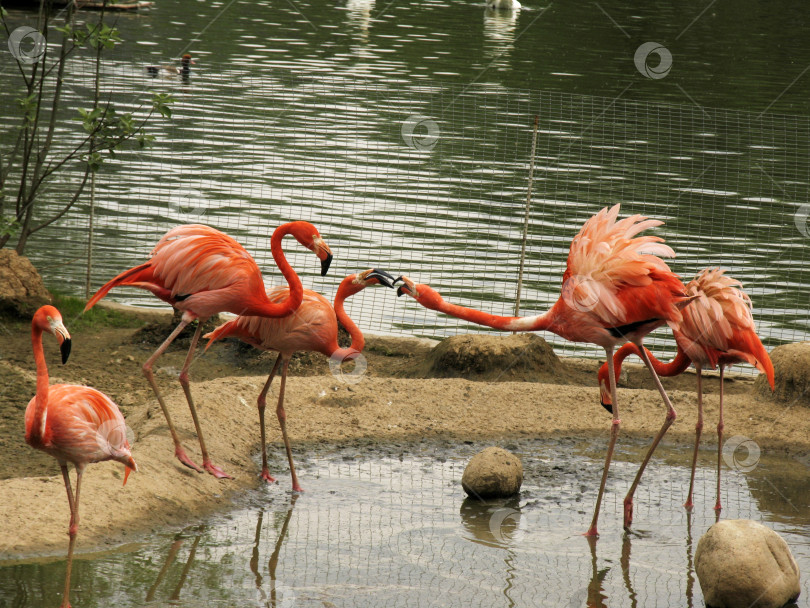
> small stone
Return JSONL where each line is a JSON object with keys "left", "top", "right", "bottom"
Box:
{"left": 695, "top": 519, "right": 800, "bottom": 608}
{"left": 461, "top": 447, "right": 523, "bottom": 499}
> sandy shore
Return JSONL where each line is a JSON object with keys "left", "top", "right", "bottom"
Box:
{"left": 0, "top": 306, "right": 805, "bottom": 561}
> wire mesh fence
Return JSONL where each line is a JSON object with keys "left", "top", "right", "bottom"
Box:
{"left": 1, "top": 438, "right": 807, "bottom": 607}
{"left": 8, "top": 58, "right": 810, "bottom": 364}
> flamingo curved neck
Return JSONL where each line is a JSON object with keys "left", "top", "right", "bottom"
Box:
{"left": 614, "top": 343, "right": 691, "bottom": 381}
{"left": 428, "top": 293, "right": 554, "bottom": 333}
{"left": 248, "top": 225, "right": 305, "bottom": 317}
{"left": 330, "top": 281, "right": 365, "bottom": 358}
{"left": 29, "top": 326, "right": 49, "bottom": 444}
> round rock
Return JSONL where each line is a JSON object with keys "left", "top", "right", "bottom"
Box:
{"left": 695, "top": 519, "right": 800, "bottom": 608}
{"left": 756, "top": 342, "right": 810, "bottom": 406}
{"left": 0, "top": 249, "right": 51, "bottom": 317}
{"left": 461, "top": 447, "right": 523, "bottom": 499}
{"left": 425, "top": 333, "right": 564, "bottom": 381}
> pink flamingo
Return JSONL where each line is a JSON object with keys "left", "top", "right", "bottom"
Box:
{"left": 204, "top": 268, "right": 396, "bottom": 491}
{"left": 395, "top": 205, "right": 693, "bottom": 535}
{"left": 25, "top": 306, "right": 137, "bottom": 608}
{"left": 84, "top": 221, "right": 332, "bottom": 478}
{"left": 597, "top": 268, "right": 775, "bottom": 518}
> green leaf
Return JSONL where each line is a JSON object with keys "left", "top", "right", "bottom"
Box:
{"left": 86, "top": 151, "right": 103, "bottom": 172}
{"left": 17, "top": 92, "right": 38, "bottom": 124}
{"left": 0, "top": 217, "right": 21, "bottom": 239}
{"left": 87, "top": 22, "right": 122, "bottom": 50}
{"left": 151, "top": 93, "right": 175, "bottom": 119}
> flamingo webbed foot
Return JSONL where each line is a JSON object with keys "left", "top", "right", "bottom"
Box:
{"left": 175, "top": 447, "right": 204, "bottom": 473}
{"left": 292, "top": 484, "right": 304, "bottom": 493}
{"left": 203, "top": 461, "right": 233, "bottom": 479}
{"left": 583, "top": 526, "right": 599, "bottom": 538}
{"left": 260, "top": 469, "right": 277, "bottom": 484}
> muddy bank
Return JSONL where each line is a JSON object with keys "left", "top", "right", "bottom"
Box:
{"left": 0, "top": 305, "right": 803, "bottom": 560}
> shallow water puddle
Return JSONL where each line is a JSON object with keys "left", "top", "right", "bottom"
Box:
{"left": 2, "top": 438, "right": 809, "bottom": 607}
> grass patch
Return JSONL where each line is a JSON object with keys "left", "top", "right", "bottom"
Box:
{"left": 51, "top": 291, "right": 146, "bottom": 331}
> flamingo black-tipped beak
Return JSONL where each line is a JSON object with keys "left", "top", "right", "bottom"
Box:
{"left": 600, "top": 400, "right": 613, "bottom": 415}
{"left": 321, "top": 252, "right": 333, "bottom": 276}
{"left": 60, "top": 338, "right": 72, "bottom": 365}
{"left": 368, "top": 269, "right": 396, "bottom": 288}
{"left": 394, "top": 276, "right": 416, "bottom": 298}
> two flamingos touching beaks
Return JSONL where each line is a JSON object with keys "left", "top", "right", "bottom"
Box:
{"left": 26, "top": 207, "right": 773, "bottom": 606}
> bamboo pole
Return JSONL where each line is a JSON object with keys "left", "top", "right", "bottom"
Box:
{"left": 514, "top": 114, "right": 540, "bottom": 318}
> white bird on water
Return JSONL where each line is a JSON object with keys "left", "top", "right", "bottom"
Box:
{"left": 487, "top": 0, "right": 521, "bottom": 10}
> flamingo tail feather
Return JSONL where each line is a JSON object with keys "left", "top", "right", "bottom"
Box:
{"left": 85, "top": 262, "right": 154, "bottom": 311}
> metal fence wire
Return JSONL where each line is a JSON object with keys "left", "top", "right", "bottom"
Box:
{"left": 14, "top": 58, "right": 810, "bottom": 364}
{"left": 3, "top": 440, "right": 805, "bottom": 608}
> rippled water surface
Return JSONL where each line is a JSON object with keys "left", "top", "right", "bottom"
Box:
{"left": 2, "top": 439, "right": 809, "bottom": 607}
{"left": 2, "top": 0, "right": 810, "bottom": 360}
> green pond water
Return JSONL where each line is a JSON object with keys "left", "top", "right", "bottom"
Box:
{"left": 1, "top": 0, "right": 810, "bottom": 360}
{"left": 1, "top": 438, "right": 809, "bottom": 607}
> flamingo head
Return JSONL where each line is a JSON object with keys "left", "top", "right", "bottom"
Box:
{"left": 286, "top": 221, "right": 333, "bottom": 276}
{"left": 597, "top": 360, "right": 613, "bottom": 414}
{"left": 393, "top": 276, "right": 444, "bottom": 311}
{"left": 348, "top": 268, "right": 396, "bottom": 293}
{"left": 34, "top": 305, "right": 72, "bottom": 364}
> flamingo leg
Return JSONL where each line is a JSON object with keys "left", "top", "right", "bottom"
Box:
{"left": 275, "top": 356, "right": 303, "bottom": 492}
{"left": 623, "top": 343, "right": 678, "bottom": 530}
{"left": 258, "top": 354, "right": 283, "bottom": 483}
{"left": 142, "top": 319, "right": 203, "bottom": 473}
{"left": 170, "top": 533, "right": 201, "bottom": 601}
{"left": 586, "top": 345, "right": 618, "bottom": 537}
{"left": 60, "top": 465, "right": 83, "bottom": 608}
{"left": 714, "top": 366, "right": 725, "bottom": 513}
{"left": 146, "top": 536, "right": 183, "bottom": 602}
{"left": 684, "top": 368, "right": 704, "bottom": 510}
{"left": 177, "top": 322, "right": 232, "bottom": 479}
{"left": 60, "top": 464, "right": 76, "bottom": 530}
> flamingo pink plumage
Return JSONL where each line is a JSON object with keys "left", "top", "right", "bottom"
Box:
{"left": 204, "top": 269, "right": 395, "bottom": 492}
{"left": 597, "top": 268, "right": 775, "bottom": 519}
{"left": 395, "top": 205, "right": 693, "bottom": 535}
{"left": 84, "top": 221, "right": 332, "bottom": 478}
{"left": 25, "top": 305, "right": 137, "bottom": 608}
